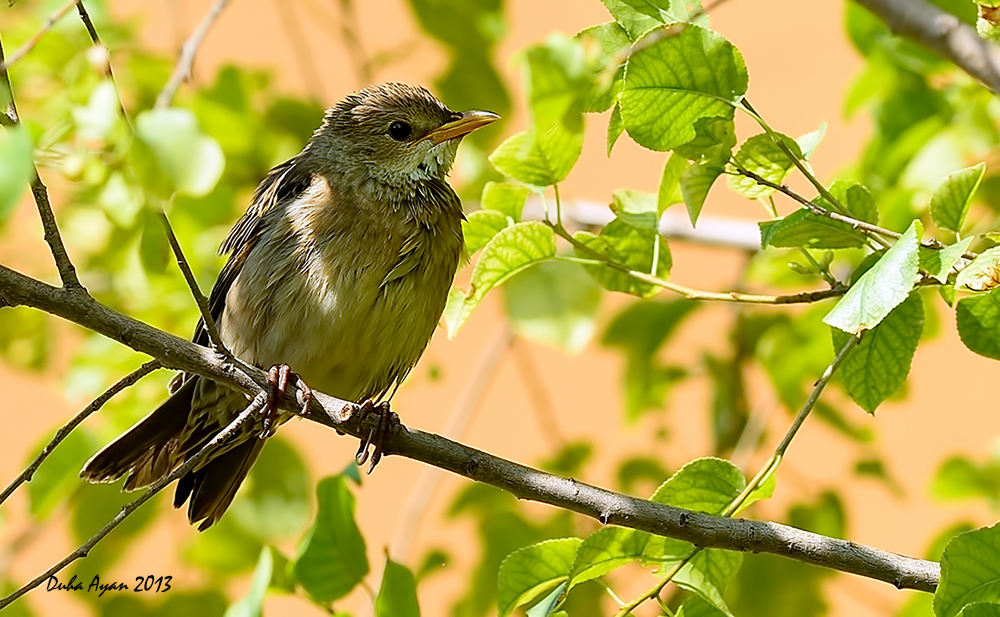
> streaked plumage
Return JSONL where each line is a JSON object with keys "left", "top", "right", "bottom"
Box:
{"left": 81, "top": 84, "right": 498, "bottom": 529}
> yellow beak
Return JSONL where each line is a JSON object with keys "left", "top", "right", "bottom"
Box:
{"left": 424, "top": 110, "right": 500, "bottom": 145}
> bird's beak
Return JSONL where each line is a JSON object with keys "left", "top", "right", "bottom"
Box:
{"left": 424, "top": 110, "right": 500, "bottom": 145}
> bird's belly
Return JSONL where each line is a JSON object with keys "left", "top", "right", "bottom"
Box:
{"left": 219, "top": 245, "right": 446, "bottom": 403}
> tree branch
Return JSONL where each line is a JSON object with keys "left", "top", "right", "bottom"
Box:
{"left": 0, "top": 263, "right": 941, "bottom": 594}
{"left": 854, "top": 0, "right": 1000, "bottom": 96}
{"left": 0, "top": 0, "right": 78, "bottom": 72}
{"left": 155, "top": 0, "right": 233, "bottom": 109}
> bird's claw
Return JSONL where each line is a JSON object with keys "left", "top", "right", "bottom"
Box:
{"left": 354, "top": 400, "right": 396, "bottom": 472}
{"left": 262, "top": 364, "right": 312, "bottom": 437}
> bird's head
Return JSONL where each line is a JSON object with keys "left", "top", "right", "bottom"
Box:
{"left": 312, "top": 83, "right": 498, "bottom": 190}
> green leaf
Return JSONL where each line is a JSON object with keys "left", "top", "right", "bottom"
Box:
{"left": 601, "top": 0, "right": 665, "bottom": 39}
{"left": 673, "top": 116, "right": 736, "bottom": 161}
{"left": 184, "top": 517, "right": 263, "bottom": 574}
{"left": 920, "top": 237, "right": 973, "bottom": 283}
{"left": 831, "top": 292, "right": 924, "bottom": 413}
{"left": 525, "top": 35, "right": 589, "bottom": 130}
{"left": 489, "top": 123, "right": 583, "bottom": 187}
{"left": 574, "top": 22, "right": 630, "bottom": 113}
{"left": 675, "top": 549, "right": 742, "bottom": 617}
{"left": 450, "top": 222, "right": 557, "bottom": 335}
{"left": 464, "top": 209, "right": 512, "bottom": 255}
{"left": 230, "top": 437, "right": 311, "bottom": 540}
{"left": 620, "top": 26, "right": 747, "bottom": 151}
{"left": 796, "top": 123, "right": 827, "bottom": 159}
{"left": 612, "top": 189, "right": 659, "bottom": 229}
{"left": 607, "top": 103, "right": 625, "bottom": 155}
{"left": 956, "top": 247, "right": 1000, "bottom": 291}
{"left": 818, "top": 180, "right": 878, "bottom": 224}
{"left": 759, "top": 209, "right": 866, "bottom": 249}
{"left": 602, "top": 299, "right": 696, "bottom": 420}
{"left": 0, "top": 125, "right": 34, "bottom": 225}
{"left": 932, "top": 456, "right": 1000, "bottom": 503}
{"left": 498, "top": 538, "right": 581, "bottom": 616}
{"left": 570, "top": 526, "right": 688, "bottom": 586}
{"left": 569, "top": 458, "right": 744, "bottom": 586}
{"left": 526, "top": 582, "right": 567, "bottom": 617}
{"left": 823, "top": 220, "right": 922, "bottom": 334}
{"left": 574, "top": 219, "right": 671, "bottom": 297}
{"left": 935, "top": 524, "right": 1000, "bottom": 617}
{"left": 134, "top": 108, "right": 225, "bottom": 197}
{"left": 648, "top": 457, "right": 744, "bottom": 515}
{"left": 958, "top": 603, "right": 1000, "bottom": 617}
{"left": 678, "top": 595, "right": 729, "bottom": 617}
{"left": 728, "top": 133, "right": 802, "bottom": 199}
{"left": 931, "top": 162, "right": 986, "bottom": 233}
{"left": 224, "top": 547, "right": 274, "bottom": 617}
{"left": 375, "top": 558, "right": 421, "bottom": 617}
{"left": 681, "top": 157, "right": 726, "bottom": 226}
{"left": 502, "top": 261, "right": 602, "bottom": 353}
{"left": 956, "top": 288, "right": 1000, "bottom": 360}
{"left": 481, "top": 181, "right": 530, "bottom": 222}
{"left": 659, "top": 153, "right": 687, "bottom": 210}
{"left": 293, "top": 476, "right": 369, "bottom": 603}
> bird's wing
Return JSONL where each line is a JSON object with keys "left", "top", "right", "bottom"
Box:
{"left": 192, "top": 157, "right": 313, "bottom": 347}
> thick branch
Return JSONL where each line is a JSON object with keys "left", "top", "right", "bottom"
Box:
{"left": 854, "top": 0, "right": 1000, "bottom": 96}
{"left": 0, "top": 263, "right": 941, "bottom": 592}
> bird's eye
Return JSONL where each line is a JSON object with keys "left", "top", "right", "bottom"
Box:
{"left": 388, "top": 121, "right": 412, "bottom": 141}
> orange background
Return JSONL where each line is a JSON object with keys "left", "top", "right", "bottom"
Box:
{"left": 2, "top": 1, "right": 998, "bottom": 616}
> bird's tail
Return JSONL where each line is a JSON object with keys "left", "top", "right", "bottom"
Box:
{"left": 80, "top": 377, "right": 195, "bottom": 490}
{"left": 174, "top": 436, "right": 265, "bottom": 531}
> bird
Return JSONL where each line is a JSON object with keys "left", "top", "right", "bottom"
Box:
{"left": 80, "top": 83, "right": 499, "bottom": 530}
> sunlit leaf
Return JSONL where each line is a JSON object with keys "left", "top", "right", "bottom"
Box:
{"left": 823, "top": 220, "right": 922, "bottom": 334}
{"left": 449, "top": 222, "right": 557, "bottom": 335}
{"left": 375, "top": 558, "right": 421, "bottom": 617}
{"left": 0, "top": 125, "right": 33, "bottom": 225}
{"left": 498, "top": 538, "right": 580, "bottom": 616}
{"left": 620, "top": 26, "right": 747, "bottom": 151}
{"left": 831, "top": 292, "right": 923, "bottom": 413}
{"left": 293, "top": 476, "right": 368, "bottom": 603}
{"left": 936, "top": 524, "right": 1000, "bottom": 617}
{"left": 930, "top": 162, "right": 986, "bottom": 233}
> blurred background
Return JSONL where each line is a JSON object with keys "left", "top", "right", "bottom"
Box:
{"left": 1, "top": 0, "right": 998, "bottom": 616}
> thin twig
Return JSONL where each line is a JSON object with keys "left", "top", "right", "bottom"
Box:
{"left": 733, "top": 164, "right": 973, "bottom": 257}
{"left": 390, "top": 324, "right": 514, "bottom": 562}
{"left": 0, "top": 0, "right": 78, "bottom": 72}
{"left": 0, "top": 390, "right": 269, "bottom": 610}
{"left": 615, "top": 335, "right": 862, "bottom": 616}
{"left": 550, "top": 222, "right": 849, "bottom": 304}
{"left": 0, "top": 360, "right": 162, "bottom": 508}
{"left": 159, "top": 211, "right": 226, "bottom": 352}
{"left": 154, "top": 0, "right": 233, "bottom": 109}
{"left": 75, "top": 0, "right": 131, "bottom": 125}
{"left": 0, "top": 34, "right": 84, "bottom": 291}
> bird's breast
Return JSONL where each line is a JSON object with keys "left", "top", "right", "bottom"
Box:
{"left": 219, "top": 187, "right": 462, "bottom": 403}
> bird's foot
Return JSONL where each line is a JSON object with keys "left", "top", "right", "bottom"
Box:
{"left": 262, "top": 364, "right": 312, "bottom": 437}
{"left": 354, "top": 400, "right": 397, "bottom": 472}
